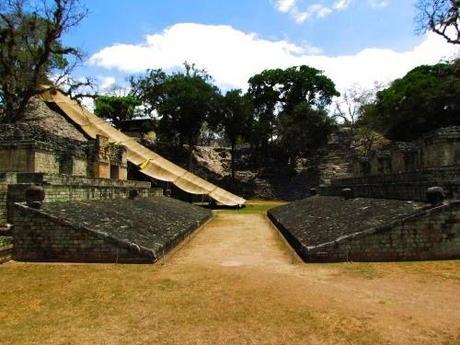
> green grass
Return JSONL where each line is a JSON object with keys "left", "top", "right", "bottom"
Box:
{"left": 219, "top": 200, "right": 286, "bottom": 215}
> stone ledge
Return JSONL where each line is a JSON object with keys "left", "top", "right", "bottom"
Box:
{"left": 268, "top": 196, "right": 460, "bottom": 262}
{"left": 12, "top": 197, "right": 213, "bottom": 264}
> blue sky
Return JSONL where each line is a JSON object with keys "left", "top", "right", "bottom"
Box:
{"left": 64, "top": 0, "right": 459, "bottom": 93}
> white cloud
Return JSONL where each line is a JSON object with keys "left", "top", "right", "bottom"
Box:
{"left": 276, "top": 0, "right": 297, "bottom": 13}
{"left": 333, "top": 0, "right": 352, "bottom": 10}
{"left": 89, "top": 23, "right": 459, "bottom": 95}
{"left": 275, "top": 0, "right": 352, "bottom": 23}
{"left": 97, "top": 76, "right": 116, "bottom": 90}
{"left": 368, "top": 0, "right": 389, "bottom": 9}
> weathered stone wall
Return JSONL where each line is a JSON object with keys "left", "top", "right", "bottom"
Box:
{"left": 12, "top": 204, "right": 156, "bottom": 263}
{"left": 353, "top": 127, "right": 460, "bottom": 178}
{"left": 3, "top": 173, "right": 161, "bottom": 223}
{"left": 34, "top": 150, "right": 60, "bottom": 174}
{"left": 323, "top": 167, "right": 460, "bottom": 201}
{"left": 0, "top": 184, "right": 7, "bottom": 225}
{"left": 72, "top": 158, "right": 88, "bottom": 176}
{"left": 305, "top": 202, "right": 460, "bottom": 262}
{"left": 0, "top": 136, "right": 128, "bottom": 180}
{"left": 270, "top": 200, "right": 460, "bottom": 262}
{"left": 423, "top": 139, "right": 460, "bottom": 169}
{"left": 0, "top": 145, "right": 34, "bottom": 173}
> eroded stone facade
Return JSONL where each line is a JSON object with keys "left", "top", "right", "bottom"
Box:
{"left": 0, "top": 135, "right": 127, "bottom": 180}
{"left": 353, "top": 127, "right": 460, "bottom": 177}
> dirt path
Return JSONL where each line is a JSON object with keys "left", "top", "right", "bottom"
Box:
{"left": 163, "top": 212, "right": 460, "bottom": 344}
{"left": 171, "top": 213, "right": 297, "bottom": 269}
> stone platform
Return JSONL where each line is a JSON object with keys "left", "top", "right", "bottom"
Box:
{"left": 12, "top": 197, "right": 212, "bottom": 264}
{"left": 0, "top": 173, "right": 162, "bottom": 225}
{"left": 268, "top": 196, "right": 460, "bottom": 262}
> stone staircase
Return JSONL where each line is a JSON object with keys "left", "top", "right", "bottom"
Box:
{"left": 318, "top": 128, "right": 355, "bottom": 185}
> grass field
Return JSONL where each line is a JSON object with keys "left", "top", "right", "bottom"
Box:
{"left": 219, "top": 199, "right": 286, "bottom": 214}
{"left": 1, "top": 260, "right": 459, "bottom": 344}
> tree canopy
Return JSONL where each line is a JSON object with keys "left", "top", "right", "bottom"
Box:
{"left": 0, "top": 0, "right": 87, "bottom": 123}
{"left": 209, "top": 89, "right": 253, "bottom": 180}
{"left": 130, "top": 63, "right": 222, "bottom": 169}
{"left": 94, "top": 95, "right": 141, "bottom": 127}
{"left": 247, "top": 65, "right": 339, "bottom": 163}
{"left": 361, "top": 60, "right": 460, "bottom": 141}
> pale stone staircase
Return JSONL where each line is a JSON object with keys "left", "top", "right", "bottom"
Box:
{"left": 318, "top": 128, "right": 355, "bottom": 185}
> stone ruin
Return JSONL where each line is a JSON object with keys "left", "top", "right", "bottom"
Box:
{"left": 0, "top": 100, "right": 212, "bottom": 263}
{"left": 321, "top": 126, "right": 460, "bottom": 201}
{"left": 0, "top": 100, "right": 128, "bottom": 180}
{"left": 268, "top": 126, "right": 460, "bottom": 262}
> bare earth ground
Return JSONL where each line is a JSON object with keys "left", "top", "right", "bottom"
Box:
{"left": 1, "top": 204, "right": 459, "bottom": 345}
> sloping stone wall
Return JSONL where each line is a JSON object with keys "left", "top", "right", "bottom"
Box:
{"left": 322, "top": 167, "right": 460, "bottom": 201}
{"left": 12, "top": 197, "right": 212, "bottom": 264}
{"left": 268, "top": 197, "right": 460, "bottom": 262}
{"left": 12, "top": 204, "right": 156, "bottom": 263}
{"left": 1, "top": 173, "right": 161, "bottom": 224}
{"left": 305, "top": 202, "right": 460, "bottom": 262}
{"left": 0, "top": 184, "right": 7, "bottom": 225}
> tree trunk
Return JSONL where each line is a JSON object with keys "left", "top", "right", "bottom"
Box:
{"left": 231, "top": 142, "right": 236, "bottom": 183}
{"left": 188, "top": 140, "right": 194, "bottom": 171}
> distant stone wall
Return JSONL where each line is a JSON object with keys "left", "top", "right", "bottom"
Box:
{"left": 2, "top": 173, "right": 161, "bottom": 223}
{"left": 271, "top": 201, "right": 460, "bottom": 262}
{"left": 322, "top": 167, "right": 460, "bottom": 201}
{"left": 34, "top": 150, "right": 60, "bottom": 174}
{"left": 305, "top": 202, "right": 460, "bottom": 262}
{"left": 12, "top": 204, "right": 156, "bottom": 263}
{"left": 0, "top": 136, "right": 128, "bottom": 180}
{"left": 353, "top": 127, "right": 460, "bottom": 178}
{"left": 0, "top": 184, "right": 7, "bottom": 225}
{"left": 12, "top": 173, "right": 152, "bottom": 188}
{"left": 0, "top": 144, "right": 34, "bottom": 173}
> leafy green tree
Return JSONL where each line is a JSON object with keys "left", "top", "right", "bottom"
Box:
{"left": 210, "top": 89, "right": 253, "bottom": 181}
{"left": 0, "top": 0, "right": 87, "bottom": 123}
{"left": 362, "top": 61, "right": 460, "bottom": 141}
{"left": 248, "top": 68, "right": 284, "bottom": 152}
{"left": 278, "top": 102, "right": 336, "bottom": 166}
{"left": 94, "top": 95, "right": 141, "bottom": 127}
{"left": 131, "top": 63, "right": 221, "bottom": 170}
{"left": 248, "top": 65, "right": 339, "bottom": 164}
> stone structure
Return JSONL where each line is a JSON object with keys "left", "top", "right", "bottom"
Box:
{"left": 118, "top": 119, "right": 156, "bottom": 141}
{"left": 268, "top": 196, "right": 460, "bottom": 262}
{"left": 321, "top": 127, "right": 460, "bottom": 202}
{"left": 0, "top": 99, "right": 217, "bottom": 264}
{"left": 0, "top": 172, "right": 161, "bottom": 225}
{"left": 317, "top": 128, "right": 354, "bottom": 185}
{"left": 12, "top": 197, "right": 212, "bottom": 263}
{"left": 353, "top": 127, "right": 460, "bottom": 177}
{"left": 0, "top": 184, "right": 7, "bottom": 225}
{"left": 0, "top": 101, "right": 128, "bottom": 180}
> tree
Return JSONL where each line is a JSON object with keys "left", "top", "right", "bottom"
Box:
{"left": 416, "top": 0, "right": 460, "bottom": 44}
{"left": 361, "top": 61, "right": 460, "bottom": 140}
{"left": 210, "top": 89, "right": 253, "bottom": 182}
{"left": 0, "top": 0, "right": 87, "bottom": 123}
{"left": 248, "top": 65, "right": 339, "bottom": 165}
{"left": 94, "top": 95, "right": 141, "bottom": 127}
{"left": 131, "top": 63, "right": 221, "bottom": 170}
{"left": 278, "top": 102, "right": 336, "bottom": 166}
{"left": 332, "top": 84, "right": 381, "bottom": 131}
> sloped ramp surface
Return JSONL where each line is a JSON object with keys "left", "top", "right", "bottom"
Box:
{"left": 14, "top": 196, "right": 213, "bottom": 263}
{"left": 40, "top": 90, "right": 246, "bottom": 206}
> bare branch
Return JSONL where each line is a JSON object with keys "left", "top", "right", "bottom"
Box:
{"left": 0, "top": 0, "right": 89, "bottom": 122}
{"left": 416, "top": 0, "right": 460, "bottom": 44}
